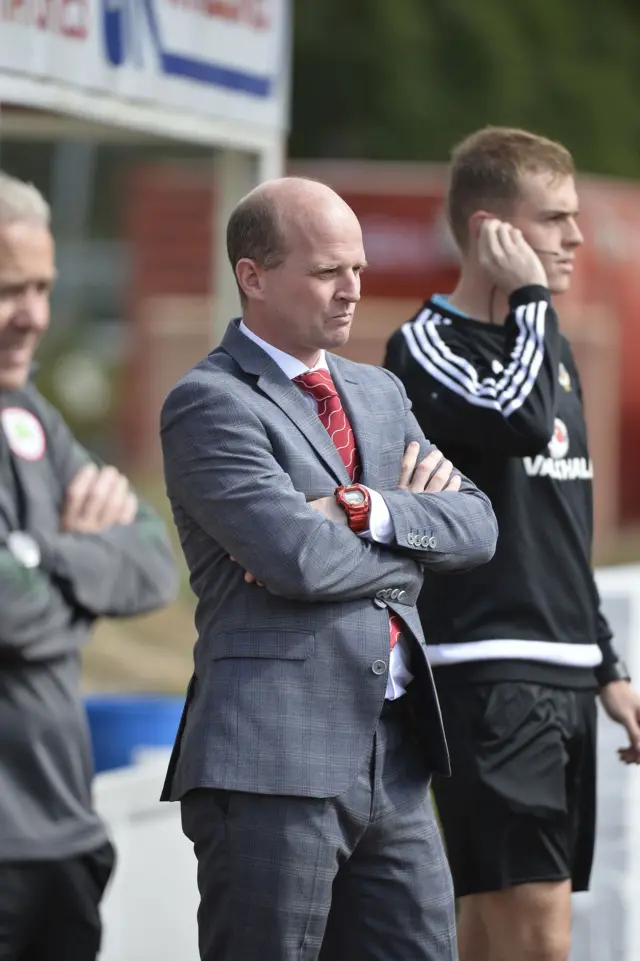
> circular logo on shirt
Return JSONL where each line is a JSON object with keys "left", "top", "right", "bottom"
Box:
{"left": 548, "top": 418, "right": 570, "bottom": 459}
{"left": 1, "top": 407, "right": 46, "bottom": 461}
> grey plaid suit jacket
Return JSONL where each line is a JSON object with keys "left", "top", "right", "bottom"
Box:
{"left": 160, "top": 319, "right": 498, "bottom": 801}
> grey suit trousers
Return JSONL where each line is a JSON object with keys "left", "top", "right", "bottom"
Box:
{"left": 181, "top": 696, "right": 457, "bottom": 961}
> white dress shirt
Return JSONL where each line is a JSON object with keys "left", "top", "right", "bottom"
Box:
{"left": 239, "top": 321, "right": 413, "bottom": 699}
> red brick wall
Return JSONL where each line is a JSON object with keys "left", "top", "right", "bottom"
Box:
{"left": 120, "top": 165, "right": 216, "bottom": 473}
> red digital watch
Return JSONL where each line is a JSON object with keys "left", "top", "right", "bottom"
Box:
{"left": 334, "top": 484, "right": 371, "bottom": 533}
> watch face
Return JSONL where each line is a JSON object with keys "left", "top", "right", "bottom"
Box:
{"left": 7, "top": 531, "right": 41, "bottom": 570}
{"left": 344, "top": 489, "right": 366, "bottom": 506}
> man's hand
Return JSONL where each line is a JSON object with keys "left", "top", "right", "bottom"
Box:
{"left": 478, "top": 218, "right": 548, "bottom": 293}
{"left": 600, "top": 680, "right": 640, "bottom": 764}
{"left": 61, "top": 464, "right": 138, "bottom": 534}
{"left": 398, "top": 442, "right": 461, "bottom": 493}
{"left": 229, "top": 557, "right": 265, "bottom": 587}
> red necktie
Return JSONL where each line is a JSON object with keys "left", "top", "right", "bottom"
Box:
{"left": 294, "top": 369, "right": 402, "bottom": 650}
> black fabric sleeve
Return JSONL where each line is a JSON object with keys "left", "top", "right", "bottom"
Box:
{"left": 384, "top": 285, "right": 561, "bottom": 456}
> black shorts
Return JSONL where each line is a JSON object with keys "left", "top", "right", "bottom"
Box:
{"left": 432, "top": 681, "right": 597, "bottom": 898}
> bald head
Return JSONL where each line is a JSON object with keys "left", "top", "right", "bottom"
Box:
{"left": 228, "top": 177, "right": 366, "bottom": 365}
{"left": 247, "top": 176, "right": 353, "bottom": 212}
{"left": 226, "top": 177, "right": 359, "bottom": 291}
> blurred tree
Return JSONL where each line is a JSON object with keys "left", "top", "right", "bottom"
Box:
{"left": 290, "top": 0, "right": 640, "bottom": 176}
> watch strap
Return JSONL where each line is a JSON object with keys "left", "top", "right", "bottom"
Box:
{"left": 595, "top": 659, "right": 631, "bottom": 687}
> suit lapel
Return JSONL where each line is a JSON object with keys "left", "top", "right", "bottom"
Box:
{"left": 328, "top": 356, "right": 379, "bottom": 486}
{"left": 219, "top": 321, "right": 351, "bottom": 486}
{"left": 0, "top": 399, "right": 49, "bottom": 531}
{"left": 5, "top": 452, "right": 34, "bottom": 528}
{"left": 0, "top": 475, "right": 16, "bottom": 533}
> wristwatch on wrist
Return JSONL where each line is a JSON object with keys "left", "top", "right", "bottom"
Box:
{"left": 6, "top": 531, "right": 41, "bottom": 570}
{"left": 594, "top": 659, "right": 631, "bottom": 688}
{"left": 335, "top": 484, "right": 371, "bottom": 533}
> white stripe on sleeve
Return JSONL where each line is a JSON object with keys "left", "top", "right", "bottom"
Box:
{"left": 401, "top": 300, "right": 548, "bottom": 418}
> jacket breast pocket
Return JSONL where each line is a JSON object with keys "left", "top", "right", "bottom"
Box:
{"left": 211, "top": 630, "right": 314, "bottom": 661}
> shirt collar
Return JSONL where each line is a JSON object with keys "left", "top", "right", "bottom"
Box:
{"left": 431, "top": 293, "right": 471, "bottom": 319}
{"left": 239, "top": 320, "right": 327, "bottom": 379}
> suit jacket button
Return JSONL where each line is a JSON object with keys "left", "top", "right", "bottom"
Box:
{"left": 372, "top": 660, "right": 387, "bottom": 675}
{"left": 397, "top": 590, "right": 406, "bottom": 600}
{"left": 407, "top": 533, "right": 416, "bottom": 546}
{"left": 421, "top": 535, "right": 430, "bottom": 547}
{"left": 429, "top": 536, "right": 437, "bottom": 548}
{"left": 390, "top": 589, "right": 400, "bottom": 600}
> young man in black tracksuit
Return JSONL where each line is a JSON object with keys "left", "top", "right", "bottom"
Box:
{"left": 385, "top": 126, "right": 640, "bottom": 961}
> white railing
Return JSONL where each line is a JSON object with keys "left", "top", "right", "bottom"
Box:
{"left": 94, "top": 564, "right": 640, "bottom": 961}
{"left": 570, "top": 564, "right": 640, "bottom": 961}
{"left": 95, "top": 751, "right": 199, "bottom": 961}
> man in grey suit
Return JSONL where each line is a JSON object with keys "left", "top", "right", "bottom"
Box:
{"left": 160, "top": 177, "right": 498, "bottom": 961}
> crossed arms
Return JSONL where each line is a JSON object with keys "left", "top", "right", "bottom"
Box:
{"left": 0, "top": 395, "right": 177, "bottom": 661}
{"left": 161, "top": 372, "right": 498, "bottom": 602}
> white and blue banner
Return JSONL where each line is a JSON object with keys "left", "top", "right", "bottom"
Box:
{"left": 0, "top": 0, "right": 289, "bottom": 131}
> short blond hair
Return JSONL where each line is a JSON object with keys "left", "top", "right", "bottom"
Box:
{"left": 447, "top": 126, "right": 575, "bottom": 249}
{"left": 0, "top": 171, "right": 50, "bottom": 228}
